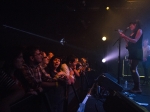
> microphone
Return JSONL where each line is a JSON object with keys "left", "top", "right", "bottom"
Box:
{"left": 115, "top": 27, "right": 129, "bottom": 32}
{"left": 124, "top": 27, "right": 129, "bottom": 32}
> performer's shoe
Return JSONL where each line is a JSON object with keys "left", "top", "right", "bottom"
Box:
{"left": 129, "top": 88, "right": 142, "bottom": 94}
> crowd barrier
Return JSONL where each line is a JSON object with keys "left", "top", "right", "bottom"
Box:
{"left": 10, "top": 71, "right": 98, "bottom": 112}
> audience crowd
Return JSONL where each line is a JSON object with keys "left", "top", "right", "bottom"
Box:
{"left": 0, "top": 45, "right": 91, "bottom": 112}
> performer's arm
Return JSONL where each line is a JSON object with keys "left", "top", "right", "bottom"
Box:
{"left": 120, "top": 29, "right": 142, "bottom": 43}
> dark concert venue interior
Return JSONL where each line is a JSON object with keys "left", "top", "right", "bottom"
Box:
{"left": 1, "top": 0, "right": 150, "bottom": 112}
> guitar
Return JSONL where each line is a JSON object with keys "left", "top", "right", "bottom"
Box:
{"left": 118, "top": 29, "right": 129, "bottom": 49}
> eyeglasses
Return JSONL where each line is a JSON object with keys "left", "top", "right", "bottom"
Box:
{"left": 34, "top": 53, "right": 42, "bottom": 56}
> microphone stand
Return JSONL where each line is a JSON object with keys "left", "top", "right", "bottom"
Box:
{"left": 113, "top": 37, "right": 122, "bottom": 84}
{"left": 113, "top": 29, "right": 128, "bottom": 84}
{"left": 118, "top": 38, "right": 121, "bottom": 84}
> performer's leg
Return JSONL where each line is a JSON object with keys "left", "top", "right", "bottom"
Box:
{"left": 130, "top": 60, "right": 142, "bottom": 93}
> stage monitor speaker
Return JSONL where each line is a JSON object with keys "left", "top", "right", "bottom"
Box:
{"left": 103, "top": 91, "right": 149, "bottom": 112}
{"left": 96, "top": 73, "right": 123, "bottom": 92}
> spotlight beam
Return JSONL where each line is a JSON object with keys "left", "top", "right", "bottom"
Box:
{"left": 3, "top": 25, "right": 91, "bottom": 53}
{"left": 3, "top": 25, "right": 58, "bottom": 43}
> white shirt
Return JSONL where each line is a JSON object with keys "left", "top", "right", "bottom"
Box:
{"left": 60, "top": 63, "right": 75, "bottom": 84}
{"left": 143, "top": 45, "right": 150, "bottom": 59}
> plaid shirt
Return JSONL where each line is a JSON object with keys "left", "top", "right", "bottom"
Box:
{"left": 21, "top": 64, "right": 51, "bottom": 89}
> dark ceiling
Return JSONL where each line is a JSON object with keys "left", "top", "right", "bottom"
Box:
{"left": 1, "top": 0, "right": 150, "bottom": 60}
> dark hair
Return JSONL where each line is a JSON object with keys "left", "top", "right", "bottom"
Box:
{"left": 0, "top": 47, "right": 5, "bottom": 61}
{"left": 46, "top": 55, "right": 62, "bottom": 72}
{"left": 23, "top": 46, "right": 40, "bottom": 64}
{"left": 66, "top": 54, "right": 77, "bottom": 64}
{"left": 130, "top": 20, "right": 142, "bottom": 32}
{"left": 2, "top": 45, "right": 24, "bottom": 71}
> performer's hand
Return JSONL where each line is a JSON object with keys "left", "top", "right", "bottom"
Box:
{"left": 57, "top": 71, "right": 66, "bottom": 76}
{"left": 119, "top": 32, "right": 126, "bottom": 38}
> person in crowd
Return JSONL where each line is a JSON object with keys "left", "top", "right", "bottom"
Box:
{"left": 40, "top": 51, "right": 49, "bottom": 69}
{"left": 142, "top": 38, "right": 150, "bottom": 85}
{"left": 76, "top": 62, "right": 83, "bottom": 75}
{"left": 61, "top": 55, "right": 80, "bottom": 85}
{"left": 0, "top": 46, "right": 25, "bottom": 112}
{"left": 22, "top": 46, "right": 59, "bottom": 94}
{"left": 45, "top": 56, "right": 66, "bottom": 112}
{"left": 119, "top": 20, "right": 143, "bottom": 93}
{"left": 80, "top": 58, "right": 90, "bottom": 74}
{"left": 60, "top": 55, "right": 80, "bottom": 112}
{"left": 48, "top": 52, "right": 54, "bottom": 61}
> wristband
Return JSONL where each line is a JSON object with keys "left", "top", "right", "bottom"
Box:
{"left": 55, "top": 82, "right": 58, "bottom": 87}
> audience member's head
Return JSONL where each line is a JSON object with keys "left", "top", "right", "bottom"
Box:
{"left": 48, "top": 52, "right": 54, "bottom": 61}
{"left": 2, "top": 45, "right": 24, "bottom": 70}
{"left": 80, "top": 58, "right": 87, "bottom": 63}
{"left": 24, "top": 46, "right": 42, "bottom": 65}
{"left": 40, "top": 51, "right": 49, "bottom": 68}
{"left": 47, "top": 55, "right": 62, "bottom": 71}
{"left": 143, "top": 38, "right": 149, "bottom": 46}
{"left": 66, "top": 54, "right": 78, "bottom": 69}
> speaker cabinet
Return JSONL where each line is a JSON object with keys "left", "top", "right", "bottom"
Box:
{"left": 96, "top": 73, "right": 123, "bottom": 92}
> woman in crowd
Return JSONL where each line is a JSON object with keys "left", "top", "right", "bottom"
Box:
{"left": 45, "top": 56, "right": 66, "bottom": 112}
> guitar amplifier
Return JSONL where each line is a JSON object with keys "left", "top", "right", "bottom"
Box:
{"left": 122, "top": 60, "right": 145, "bottom": 77}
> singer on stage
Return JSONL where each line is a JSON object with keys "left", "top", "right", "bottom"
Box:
{"left": 119, "top": 20, "right": 143, "bottom": 93}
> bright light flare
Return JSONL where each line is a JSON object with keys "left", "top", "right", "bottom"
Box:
{"left": 102, "top": 36, "right": 107, "bottom": 41}
{"left": 106, "top": 7, "right": 109, "bottom": 10}
{"left": 102, "top": 58, "right": 106, "bottom": 63}
{"left": 102, "top": 48, "right": 128, "bottom": 62}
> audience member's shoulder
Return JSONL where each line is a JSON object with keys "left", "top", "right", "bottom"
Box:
{"left": 0, "top": 69, "right": 5, "bottom": 77}
{"left": 0, "top": 69, "right": 8, "bottom": 76}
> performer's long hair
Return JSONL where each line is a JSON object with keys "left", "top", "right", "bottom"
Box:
{"left": 130, "top": 20, "right": 142, "bottom": 33}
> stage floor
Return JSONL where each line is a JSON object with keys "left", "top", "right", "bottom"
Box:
{"left": 123, "top": 80, "right": 150, "bottom": 111}
{"left": 84, "top": 80, "right": 150, "bottom": 112}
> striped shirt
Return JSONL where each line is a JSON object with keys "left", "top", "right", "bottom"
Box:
{"left": 0, "top": 70, "right": 15, "bottom": 96}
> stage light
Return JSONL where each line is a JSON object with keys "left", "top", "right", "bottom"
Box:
{"left": 102, "top": 58, "right": 106, "bottom": 63}
{"left": 106, "top": 7, "right": 109, "bottom": 10}
{"left": 102, "top": 36, "right": 107, "bottom": 41}
{"left": 60, "top": 38, "right": 66, "bottom": 45}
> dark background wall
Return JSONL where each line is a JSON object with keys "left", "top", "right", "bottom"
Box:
{"left": 1, "top": 0, "right": 150, "bottom": 78}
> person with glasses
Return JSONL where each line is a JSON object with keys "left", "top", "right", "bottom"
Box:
{"left": 40, "top": 51, "right": 49, "bottom": 69}
{"left": 22, "top": 46, "right": 59, "bottom": 94}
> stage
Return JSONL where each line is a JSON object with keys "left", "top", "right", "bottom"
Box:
{"left": 77, "top": 77, "right": 150, "bottom": 112}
